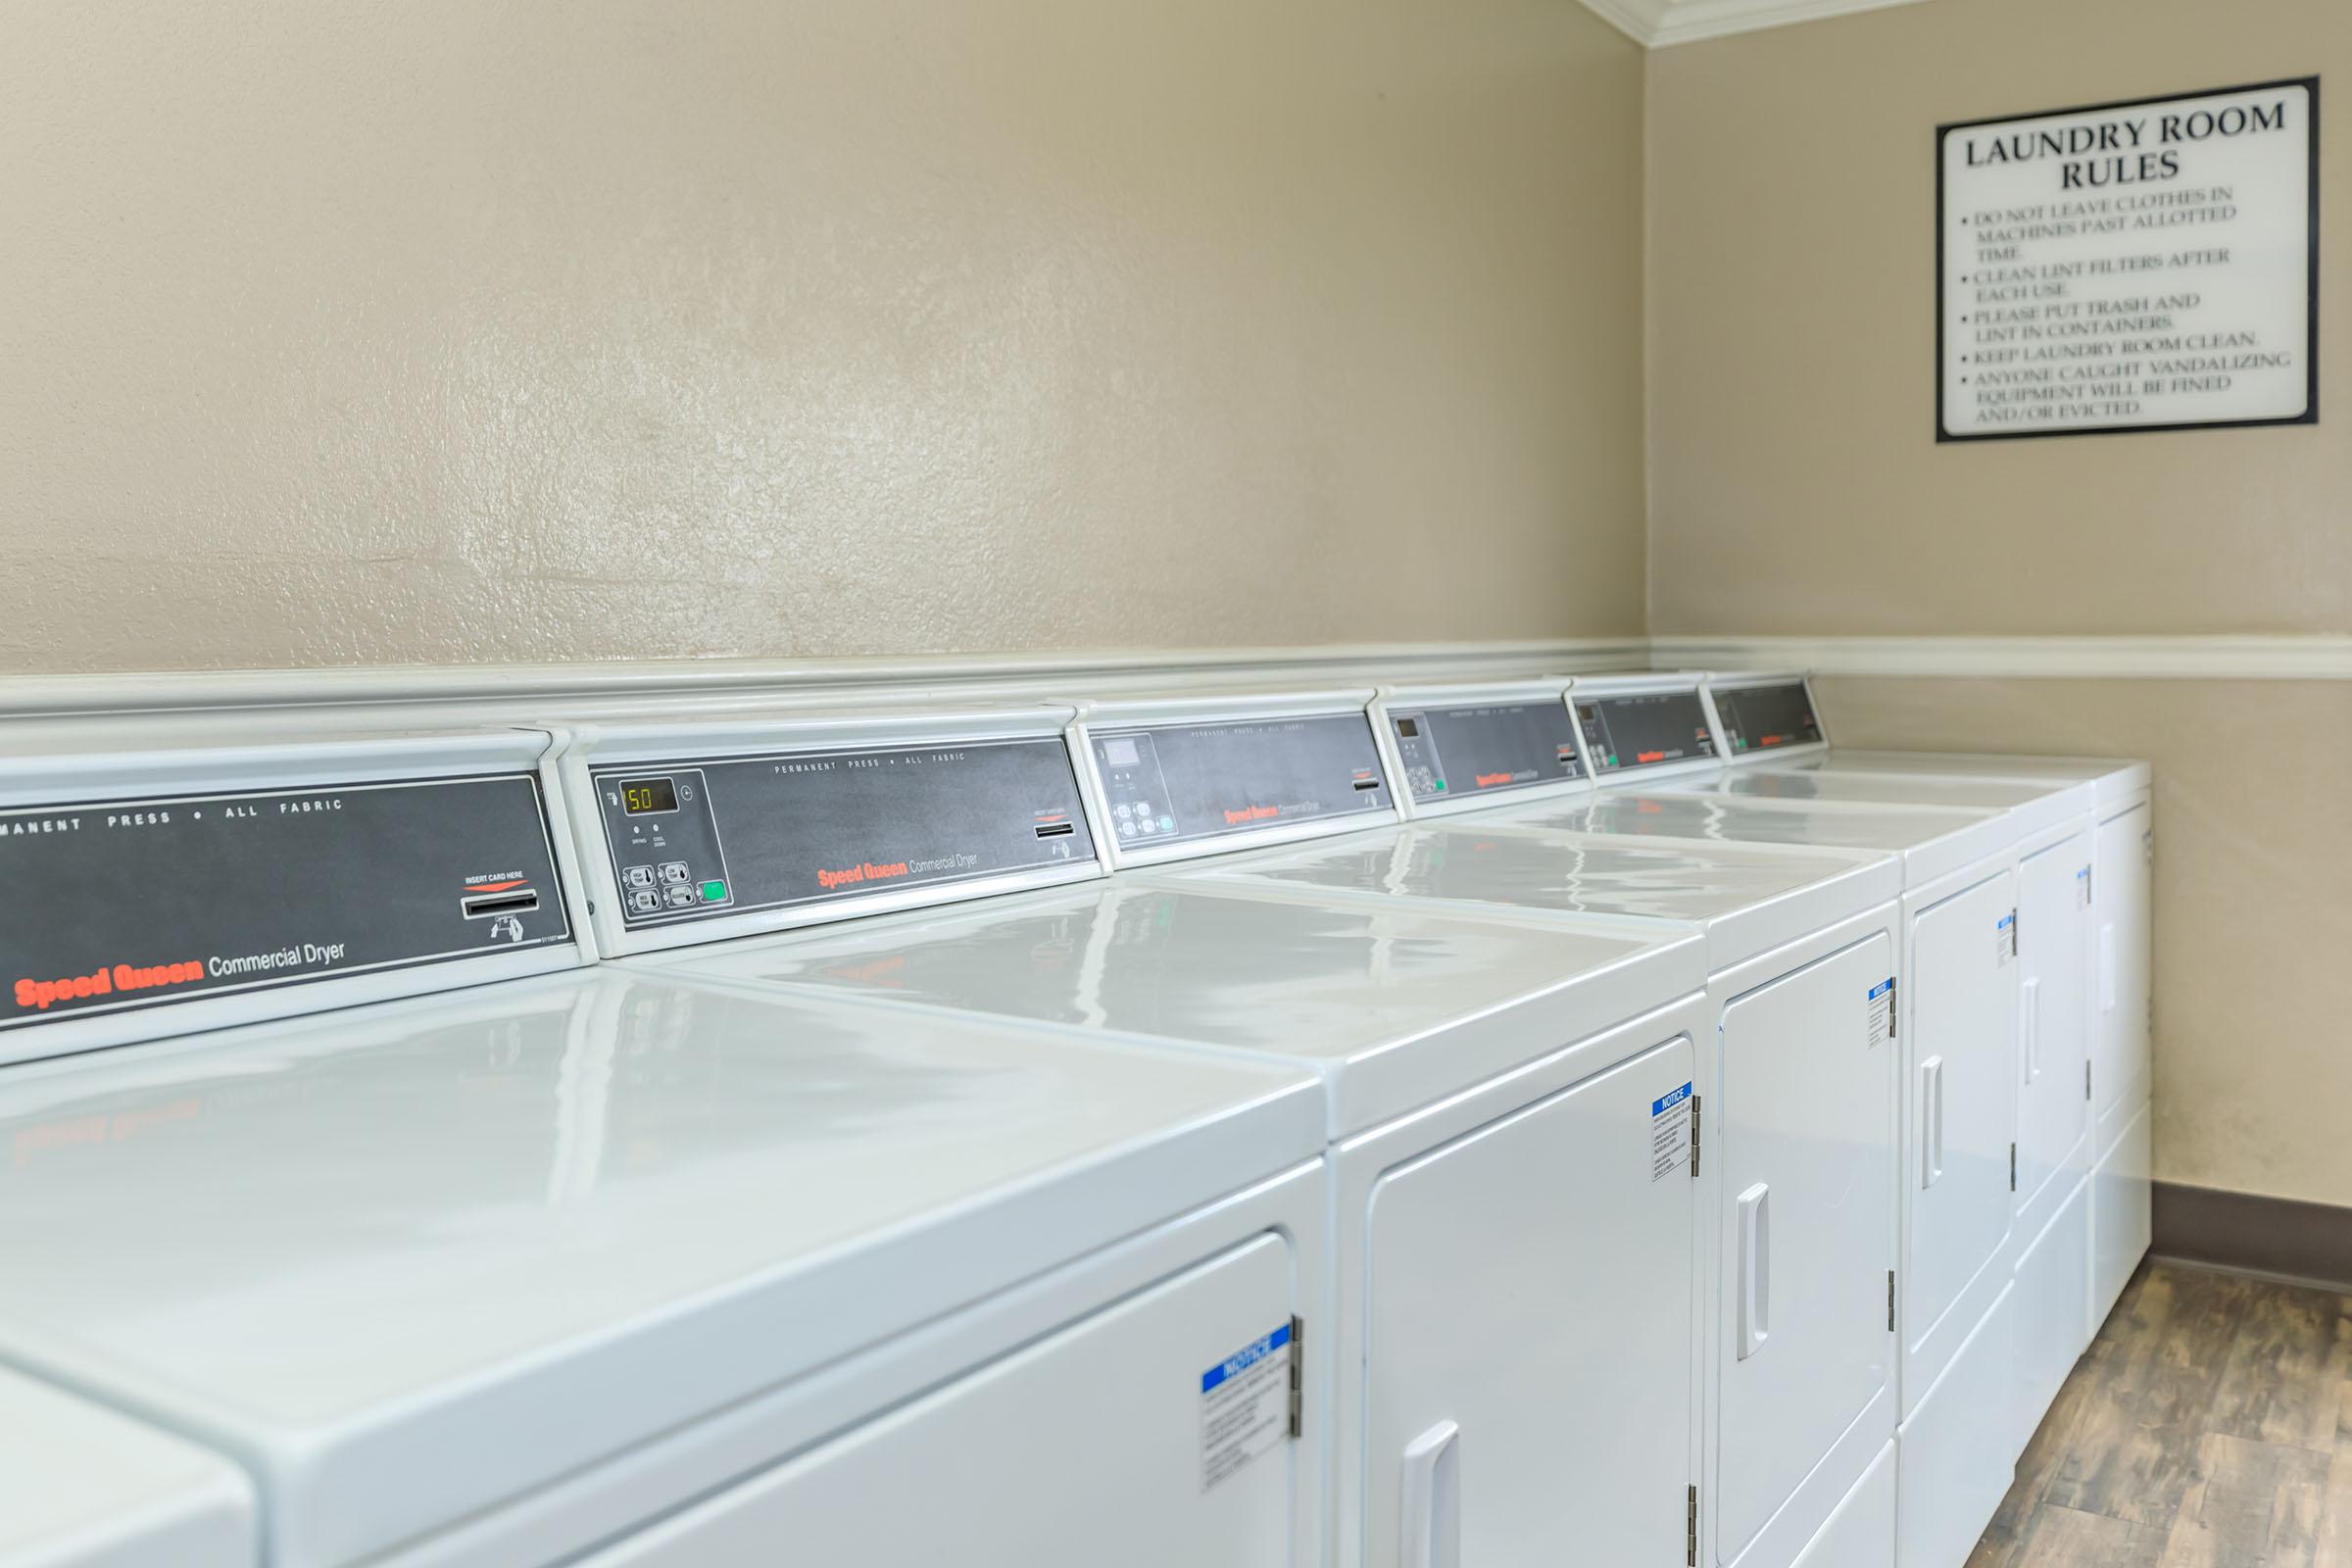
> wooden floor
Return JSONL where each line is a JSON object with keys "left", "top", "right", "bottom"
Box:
{"left": 1972, "top": 1260, "right": 2352, "bottom": 1567}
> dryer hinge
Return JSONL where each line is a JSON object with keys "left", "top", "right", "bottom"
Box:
{"left": 2010, "top": 1142, "right": 2018, "bottom": 1192}
{"left": 1889, "top": 976, "right": 1897, "bottom": 1039}
{"left": 1887, "top": 1270, "right": 1897, "bottom": 1332}
{"left": 2086, "top": 1060, "right": 2094, "bottom": 1102}
{"left": 1287, "top": 1314, "right": 1305, "bottom": 1440}
{"left": 2010, "top": 909, "right": 2021, "bottom": 957}
{"left": 1687, "top": 1483, "right": 1699, "bottom": 1566}
{"left": 1690, "top": 1095, "right": 1702, "bottom": 1180}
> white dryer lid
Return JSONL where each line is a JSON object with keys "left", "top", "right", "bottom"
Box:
{"left": 1172, "top": 823, "right": 1899, "bottom": 973}
{"left": 1762, "top": 750, "right": 2150, "bottom": 805}
{"left": 1656, "top": 764, "right": 2096, "bottom": 835}
{"left": 0, "top": 1365, "right": 253, "bottom": 1567}
{"left": 643, "top": 879, "right": 1707, "bottom": 1140}
{"left": 0, "top": 970, "right": 1319, "bottom": 1568}
{"left": 1491, "top": 791, "right": 2014, "bottom": 889}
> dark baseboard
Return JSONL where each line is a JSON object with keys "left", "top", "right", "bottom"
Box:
{"left": 2152, "top": 1181, "right": 2352, "bottom": 1295}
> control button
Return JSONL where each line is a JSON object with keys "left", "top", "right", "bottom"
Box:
{"left": 1135, "top": 802, "right": 1154, "bottom": 817}
{"left": 624, "top": 865, "right": 657, "bottom": 889}
{"left": 1114, "top": 802, "right": 1132, "bottom": 818}
{"left": 659, "top": 861, "right": 691, "bottom": 885}
{"left": 664, "top": 886, "right": 697, "bottom": 908}
{"left": 628, "top": 889, "right": 662, "bottom": 914}
{"left": 1158, "top": 815, "right": 1175, "bottom": 832}
{"left": 1117, "top": 819, "right": 1136, "bottom": 837}
{"left": 701, "top": 879, "right": 728, "bottom": 903}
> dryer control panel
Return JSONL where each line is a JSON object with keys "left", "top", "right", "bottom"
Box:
{"left": 1388, "top": 701, "right": 1583, "bottom": 804}
{"left": 0, "top": 771, "right": 571, "bottom": 1041}
{"left": 1576, "top": 691, "right": 1717, "bottom": 776}
{"left": 1713, "top": 680, "right": 1824, "bottom": 757}
{"left": 1088, "top": 713, "right": 1391, "bottom": 851}
{"left": 590, "top": 737, "right": 1094, "bottom": 930}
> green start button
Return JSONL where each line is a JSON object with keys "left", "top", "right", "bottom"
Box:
{"left": 701, "top": 880, "right": 728, "bottom": 903}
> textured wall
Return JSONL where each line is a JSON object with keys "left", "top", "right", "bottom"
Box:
{"left": 1646, "top": 0, "right": 2352, "bottom": 1206}
{"left": 1645, "top": 0, "right": 2349, "bottom": 637}
{"left": 1818, "top": 677, "right": 2352, "bottom": 1209}
{"left": 0, "top": 0, "right": 1646, "bottom": 674}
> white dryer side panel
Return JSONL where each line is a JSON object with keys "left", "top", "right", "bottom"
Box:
{"left": 1904, "top": 870, "right": 2019, "bottom": 1416}
{"left": 1713, "top": 931, "right": 1898, "bottom": 1568}
{"left": 2093, "top": 804, "right": 2155, "bottom": 1139}
{"left": 570, "top": 1234, "right": 1304, "bottom": 1568}
{"left": 2093, "top": 1101, "right": 2155, "bottom": 1330}
{"left": 1361, "top": 1036, "right": 1697, "bottom": 1568}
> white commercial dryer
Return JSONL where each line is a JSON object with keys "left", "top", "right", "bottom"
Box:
{"left": 0, "top": 717, "right": 1330, "bottom": 1568}
{"left": 1564, "top": 671, "right": 2090, "bottom": 1568}
{"left": 1120, "top": 694, "right": 1909, "bottom": 1568}
{"left": 0, "top": 1365, "right": 254, "bottom": 1568}
{"left": 1705, "top": 670, "right": 2154, "bottom": 1336}
{"left": 567, "top": 695, "right": 1719, "bottom": 1568}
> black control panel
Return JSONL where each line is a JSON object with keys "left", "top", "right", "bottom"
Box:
{"left": 1714, "top": 681, "right": 1824, "bottom": 755}
{"left": 592, "top": 737, "right": 1093, "bottom": 927}
{"left": 1576, "top": 691, "right": 1718, "bottom": 775}
{"left": 0, "top": 773, "right": 570, "bottom": 1034}
{"left": 1389, "top": 702, "right": 1583, "bottom": 805}
{"left": 1090, "top": 714, "right": 1391, "bottom": 850}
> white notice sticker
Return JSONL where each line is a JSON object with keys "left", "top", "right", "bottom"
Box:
{"left": 1996, "top": 912, "right": 2017, "bottom": 966}
{"left": 1200, "top": 1323, "right": 1292, "bottom": 1493}
{"left": 1868, "top": 978, "right": 1895, "bottom": 1047}
{"left": 1651, "top": 1082, "right": 1694, "bottom": 1181}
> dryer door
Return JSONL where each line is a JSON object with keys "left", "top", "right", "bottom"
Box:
{"left": 575, "top": 1232, "right": 1304, "bottom": 1568}
{"left": 2016, "top": 830, "right": 2093, "bottom": 1219}
{"left": 1713, "top": 931, "right": 1899, "bottom": 1568}
{"left": 1904, "top": 870, "right": 2021, "bottom": 1409}
{"left": 1361, "top": 1035, "right": 1698, "bottom": 1568}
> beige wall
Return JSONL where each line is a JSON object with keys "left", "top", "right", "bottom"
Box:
{"left": 0, "top": 0, "right": 1645, "bottom": 674}
{"left": 1817, "top": 677, "right": 2352, "bottom": 1208}
{"left": 1649, "top": 0, "right": 2352, "bottom": 1205}
{"left": 1646, "top": 0, "right": 2350, "bottom": 637}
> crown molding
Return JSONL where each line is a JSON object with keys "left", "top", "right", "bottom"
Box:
{"left": 1583, "top": 0, "right": 1934, "bottom": 48}
{"left": 1647, "top": 634, "right": 2352, "bottom": 681}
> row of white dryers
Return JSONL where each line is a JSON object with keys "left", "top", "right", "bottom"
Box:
{"left": 0, "top": 667, "right": 2150, "bottom": 1568}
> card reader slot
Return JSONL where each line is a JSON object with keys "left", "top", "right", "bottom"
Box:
{"left": 1351, "top": 778, "right": 1384, "bottom": 791}
{"left": 463, "top": 891, "right": 541, "bottom": 919}
{"left": 1034, "top": 821, "right": 1077, "bottom": 839}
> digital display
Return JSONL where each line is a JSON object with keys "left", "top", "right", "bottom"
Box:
{"left": 1577, "top": 692, "right": 1716, "bottom": 775}
{"left": 595, "top": 738, "right": 1095, "bottom": 927}
{"left": 619, "top": 777, "right": 679, "bottom": 815}
{"left": 1714, "top": 682, "right": 1823, "bottom": 755}
{"left": 1390, "top": 702, "right": 1582, "bottom": 804}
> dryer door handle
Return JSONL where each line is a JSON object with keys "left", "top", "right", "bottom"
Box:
{"left": 1737, "top": 1181, "right": 1771, "bottom": 1360}
{"left": 2023, "top": 977, "right": 2042, "bottom": 1084}
{"left": 1922, "top": 1056, "right": 1945, "bottom": 1188}
{"left": 1400, "top": 1420, "right": 1461, "bottom": 1568}
{"left": 2099, "top": 922, "right": 2119, "bottom": 1013}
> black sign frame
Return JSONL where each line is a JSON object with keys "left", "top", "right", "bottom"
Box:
{"left": 1936, "top": 76, "right": 2321, "bottom": 444}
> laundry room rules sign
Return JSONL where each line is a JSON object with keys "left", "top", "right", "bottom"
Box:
{"left": 1938, "top": 78, "right": 2319, "bottom": 441}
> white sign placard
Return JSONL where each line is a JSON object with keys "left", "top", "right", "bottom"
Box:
{"left": 1938, "top": 78, "right": 2318, "bottom": 441}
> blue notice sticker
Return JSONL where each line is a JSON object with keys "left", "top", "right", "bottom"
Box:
{"left": 1201, "top": 1321, "right": 1292, "bottom": 1395}
{"left": 1869, "top": 979, "right": 1893, "bottom": 1002}
{"left": 1651, "top": 1082, "right": 1693, "bottom": 1117}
